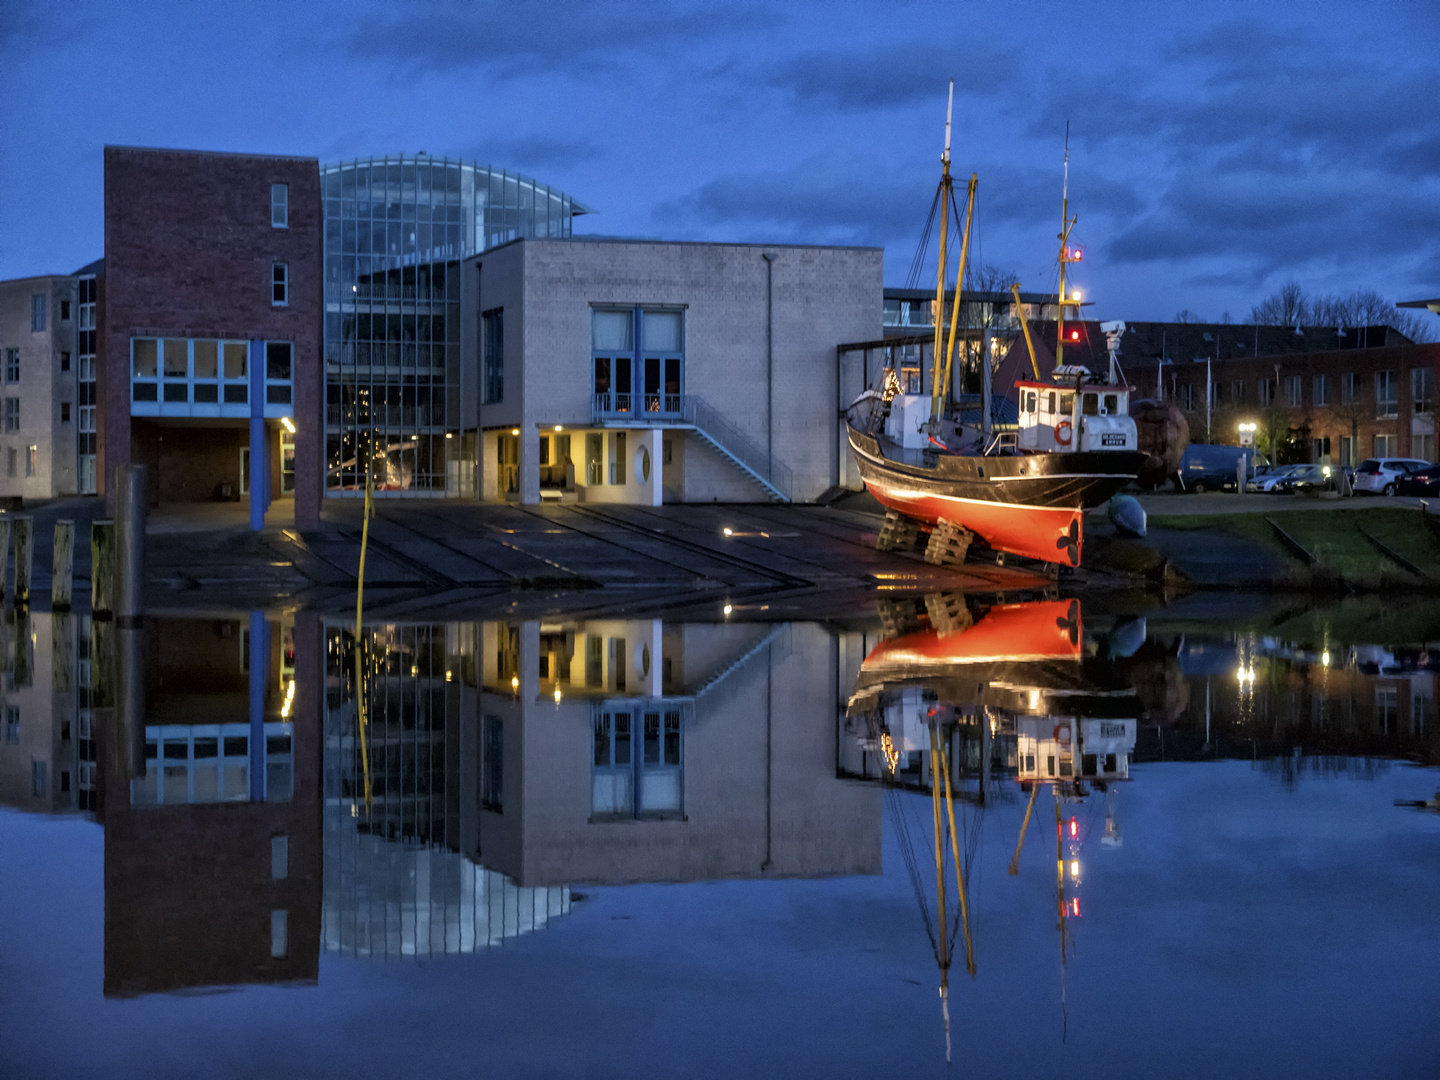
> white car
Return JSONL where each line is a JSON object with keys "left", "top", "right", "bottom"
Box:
{"left": 1352, "top": 457, "right": 1429, "bottom": 495}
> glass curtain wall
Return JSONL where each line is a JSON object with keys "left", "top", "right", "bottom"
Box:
{"left": 322, "top": 156, "right": 584, "bottom": 496}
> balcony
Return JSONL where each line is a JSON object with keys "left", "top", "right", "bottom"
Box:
{"left": 593, "top": 391, "right": 683, "bottom": 419}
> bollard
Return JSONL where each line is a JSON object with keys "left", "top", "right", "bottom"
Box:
{"left": 91, "top": 519, "right": 115, "bottom": 618}
{"left": 117, "top": 623, "right": 147, "bottom": 777}
{"left": 0, "top": 517, "right": 9, "bottom": 601}
{"left": 52, "top": 611, "right": 74, "bottom": 694}
{"left": 52, "top": 520, "right": 74, "bottom": 611}
{"left": 12, "top": 515, "right": 32, "bottom": 609}
{"left": 13, "top": 608, "right": 32, "bottom": 688}
{"left": 114, "top": 464, "right": 147, "bottom": 626}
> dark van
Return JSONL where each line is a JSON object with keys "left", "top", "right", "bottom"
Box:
{"left": 1175, "top": 444, "right": 1261, "bottom": 493}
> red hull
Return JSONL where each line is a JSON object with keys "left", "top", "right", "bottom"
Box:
{"left": 864, "top": 599, "right": 1083, "bottom": 670}
{"left": 866, "top": 482, "right": 1083, "bottom": 566}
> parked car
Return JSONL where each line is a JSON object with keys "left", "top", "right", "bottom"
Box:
{"left": 1251, "top": 464, "right": 1307, "bottom": 493}
{"left": 1352, "top": 457, "right": 1429, "bottom": 496}
{"left": 1176, "top": 443, "right": 1260, "bottom": 493}
{"left": 1276, "top": 464, "right": 1330, "bottom": 493}
{"left": 1395, "top": 462, "right": 1440, "bottom": 497}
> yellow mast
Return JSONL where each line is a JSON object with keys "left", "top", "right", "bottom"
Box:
{"left": 937, "top": 174, "right": 978, "bottom": 418}
{"left": 929, "top": 81, "right": 954, "bottom": 424}
{"left": 353, "top": 450, "right": 375, "bottom": 814}
{"left": 1055, "top": 126, "right": 1079, "bottom": 372}
{"left": 1008, "top": 780, "right": 1041, "bottom": 874}
{"left": 1009, "top": 282, "right": 1041, "bottom": 381}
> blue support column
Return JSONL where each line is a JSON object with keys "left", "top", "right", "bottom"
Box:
{"left": 249, "top": 340, "right": 267, "bottom": 530}
{"left": 248, "top": 610, "right": 269, "bottom": 802}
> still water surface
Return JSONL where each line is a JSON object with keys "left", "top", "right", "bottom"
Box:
{"left": 1, "top": 596, "right": 1437, "bottom": 1078}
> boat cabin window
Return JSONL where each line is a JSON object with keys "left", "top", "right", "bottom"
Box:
{"left": 1046, "top": 391, "right": 1057, "bottom": 414}
{"left": 1104, "top": 393, "right": 1118, "bottom": 414}
{"left": 1024, "top": 391, "right": 1037, "bottom": 413}
{"left": 900, "top": 366, "right": 922, "bottom": 394}
{"left": 1082, "top": 393, "right": 1099, "bottom": 417}
{"left": 1060, "top": 392, "right": 1073, "bottom": 415}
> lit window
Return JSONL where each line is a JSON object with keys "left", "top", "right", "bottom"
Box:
{"left": 272, "top": 262, "right": 289, "bottom": 306}
{"left": 271, "top": 183, "right": 289, "bottom": 228}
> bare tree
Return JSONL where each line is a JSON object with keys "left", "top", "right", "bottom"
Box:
{"left": 1251, "top": 280, "right": 1307, "bottom": 325}
{"left": 1174, "top": 309, "right": 1202, "bottom": 324}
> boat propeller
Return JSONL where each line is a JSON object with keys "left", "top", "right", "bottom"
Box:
{"left": 1056, "top": 519, "right": 1081, "bottom": 566}
{"left": 1054, "top": 599, "right": 1081, "bottom": 645}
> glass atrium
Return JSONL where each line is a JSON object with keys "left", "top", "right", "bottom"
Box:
{"left": 322, "top": 156, "right": 586, "bottom": 495}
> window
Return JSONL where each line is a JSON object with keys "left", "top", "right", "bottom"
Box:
{"left": 31, "top": 294, "right": 45, "bottom": 332}
{"left": 79, "top": 355, "right": 95, "bottom": 380}
{"left": 1178, "top": 383, "right": 1194, "bottom": 411}
{"left": 60, "top": 299, "right": 71, "bottom": 321}
{"left": 5, "top": 348, "right": 17, "bottom": 383}
{"left": 586, "top": 433, "right": 602, "bottom": 486}
{"left": 592, "top": 705, "right": 684, "bottom": 819}
{"left": 1376, "top": 370, "right": 1398, "bottom": 418}
{"left": 31, "top": 760, "right": 46, "bottom": 797}
{"left": 482, "top": 716, "right": 503, "bottom": 811}
{"left": 1285, "top": 374, "right": 1303, "bottom": 407}
{"left": 272, "top": 262, "right": 289, "bottom": 306}
{"left": 1412, "top": 367, "right": 1434, "bottom": 415}
{"left": 610, "top": 431, "right": 627, "bottom": 485}
{"left": 5, "top": 448, "right": 13, "bottom": 477}
{"left": 592, "top": 309, "right": 632, "bottom": 413}
{"left": 4, "top": 398, "right": 18, "bottom": 432}
{"left": 60, "top": 350, "right": 70, "bottom": 372}
{"left": 1340, "top": 372, "right": 1358, "bottom": 404}
{"left": 1313, "top": 374, "right": 1329, "bottom": 406}
{"left": 266, "top": 342, "right": 292, "bottom": 404}
{"left": 271, "top": 835, "right": 289, "bottom": 879}
{"left": 482, "top": 308, "right": 503, "bottom": 404}
{"left": 1415, "top": 433, "right": 1435, "bottom": 461}
{"left": 1339, "top": 435, "right": 1355, "bottom": 467}
{"left": 271, "top": 183, "right": 289, "bottom": 228}
{"left": 270, "top": 910, "right": 288, "bottom": 958}
{"left": 1231, "top": 379, "right": 1245, "bottom": 403}
{"left": 60, "top": 403, "right": 70, "bottom": 424}
{"left": 78, "top": 405, "right": 94, "bottom": 433}
{"left": 4, "top": 706, "right": 17, "bottom": 743}
{"left": 1258, "top": 378, "right": 1274, "bottom": 406}
{"left": 25, "top": 446, "right": 36, "bottom": 477}
{"left": 1312, "top": 437, "right": 1330, "bottom": 460}
{"left": 1375, "top": 433, "right": 1397, "bottom": 456}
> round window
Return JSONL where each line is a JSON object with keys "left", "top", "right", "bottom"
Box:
{"left": 637, "top": 643, "right": 651, "bottom": 678}
{"left": 635, "top": 444, "right": 652, "bottom": 483}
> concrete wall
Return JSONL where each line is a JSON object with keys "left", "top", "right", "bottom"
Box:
{"left": 0, "top": 275, "right": 80, "bottom": 498}
{"left": 471, "top": 238, "right": 883, "bottom": 504}
{"left": 103, "top": 147, "right": 323, "bottom": 525}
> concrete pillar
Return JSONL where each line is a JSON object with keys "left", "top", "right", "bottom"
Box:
{"left": 519, "top": 620, "right": 540, "bottom": 700}
{"left": 641, "top": 619, "right": 663, "bottom": 697}
{"left": 519, "top": 425, "right": 540, "bottom": 505}
{"left": 250, "top": 340, "right": 267, "bottom": 531}
{"left": 637, "top": 428, "right": 663, "bottom": 507}
{"left": 114, "top": 465, "right": 146, "bottom": 626}
{"left": 480, "top": 430, "right": 499, "bottom": 501}
{"left": 116, "top": 622, "right": 146, "bottom": 778}
{"left": 249, "top": 611, "right": 269, "bottom": 802}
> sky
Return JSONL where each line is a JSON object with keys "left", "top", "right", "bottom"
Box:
{"left": 2, "top": 0, "right": 1439, "bottom": 325}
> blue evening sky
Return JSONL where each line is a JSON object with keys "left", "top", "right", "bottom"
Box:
{"left": 2, "top": 0, "right": 1438, "bottom": 323}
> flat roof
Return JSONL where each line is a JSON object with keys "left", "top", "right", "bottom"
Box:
{"left": 105, "top": 144, "right": 319, "bottom": 163}
{"left": 472, "top": 234, "right": 884, "bottom": 258}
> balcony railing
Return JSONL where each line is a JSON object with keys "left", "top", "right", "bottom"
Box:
{"left": 593, "top": 392, "right": 683, "bottom": 418}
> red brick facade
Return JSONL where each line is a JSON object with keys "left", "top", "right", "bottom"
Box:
{"left": 102, "top": 147, "right": 322, "bottom": 527}
{"left": 1131, "top": 342, "right": 1440, "bottom": 463}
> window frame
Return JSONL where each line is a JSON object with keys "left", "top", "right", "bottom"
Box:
{"left": 30, "top": 294, "right": 46, "bottom": 332}
{"left": 1375, "top": 370, "right": 1398, "bottom": 419}
{"left": 272, "top": 262, "right": 289, "bottom": 307}
{"left": 271, "top": 183, "right": 289, "bottom": 228}
{"left": 482, "top": 307, "right": 503, "bottom": 404}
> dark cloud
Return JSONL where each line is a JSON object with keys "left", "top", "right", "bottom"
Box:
{"left": 760, "top": 43, "right": 1020, "bottom": 111}
{"left": 334, "top": 0, "right": 780, "bottom": 81}
{"left": 461, "top": 134, "right": 606, "bottom": 173}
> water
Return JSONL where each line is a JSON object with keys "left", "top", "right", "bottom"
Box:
{"left": 1, "top": 595, "right": 1437, "bottom": 1079}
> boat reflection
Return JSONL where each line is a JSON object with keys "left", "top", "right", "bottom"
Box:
{"left": 841, "top": 593, "right": 1141, "bottom": 1058}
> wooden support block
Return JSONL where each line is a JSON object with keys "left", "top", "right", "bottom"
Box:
{"left": 52, "top": 520, "right": 74, "bottom": 610}
{"left": 924, "top": 517, "right": 973, "bottom": 566}
{"left": 92, "top": 519, "right": 115, "bottom": 618}
{"left": 12, "top": 516, "right": 32, "bottom": 608}
{"left": 876, "top": 510, "right": 920, "bottom": 552}
{"left": 925, "top": 591, "right": 973, "bottom": 636}
{"left": 876, "top": 597, "right": 921, "bottom": 639}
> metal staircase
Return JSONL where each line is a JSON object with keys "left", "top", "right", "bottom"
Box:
{"left": 680, "top": 396, "right": 792, "bottom": 502}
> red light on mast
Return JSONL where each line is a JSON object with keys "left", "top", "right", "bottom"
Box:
{"left": 1071, "top": 248, "right": 1082, "bottom": 261}
{"left": 1070, "top": 330, "right": 1080, "bottom": 341}
{"left": 1069, "top": 817, "right": 1078, "bottom": 838}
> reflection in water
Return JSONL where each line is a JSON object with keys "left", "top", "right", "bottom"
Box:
{"left": 0, "top": 595, "right": 1434, "bottom": 1043}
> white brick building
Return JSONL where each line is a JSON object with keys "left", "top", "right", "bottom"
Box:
{"left": 0, "top": 274, "right": 83, "bottom": 500}
{"left": 466, "top": 238, "right": 883, "bottom": 505}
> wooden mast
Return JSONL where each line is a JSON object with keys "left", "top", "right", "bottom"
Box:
{"left": 929, "top": 82, "right": 953, "bottom": 426}
{"left": 1055, "top": 124, "right": 1080, "bottom": 372}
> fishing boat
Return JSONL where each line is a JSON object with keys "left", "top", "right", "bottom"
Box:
{"left": 847, "top": 86, "right": 1147, "bottom": 567}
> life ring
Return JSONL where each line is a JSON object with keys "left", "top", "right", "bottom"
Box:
{"left": 1054, "top": 419, "right": 1073, "bottom": 445}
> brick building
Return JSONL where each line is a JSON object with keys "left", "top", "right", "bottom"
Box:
{"left": 102, "top": 147, "right": 323, "bottom": 527}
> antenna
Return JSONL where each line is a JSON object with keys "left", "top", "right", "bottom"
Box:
{"left": 942, "top": 80, "right": 953, "bottom": 165}
{"left": 1062, "top": 121, "right": 1070, "bottom": 203}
